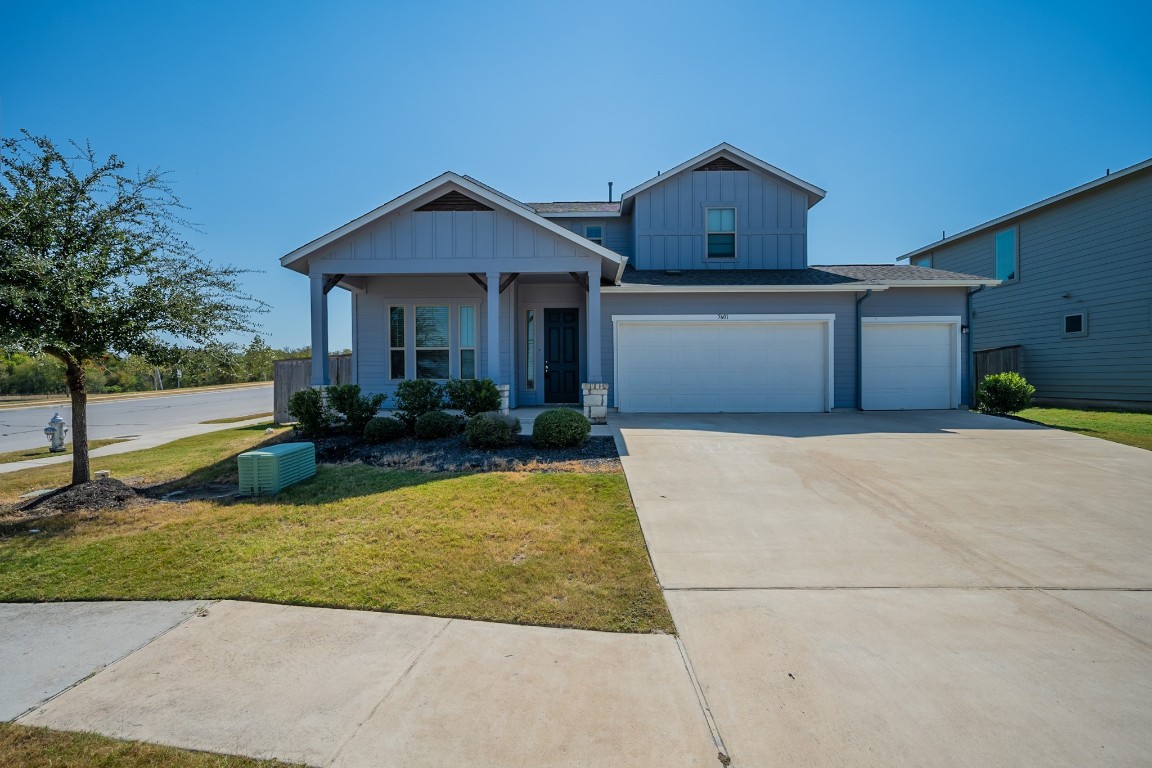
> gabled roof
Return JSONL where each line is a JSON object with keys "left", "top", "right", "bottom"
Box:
{"left": 609, "top": 264, "right": 998, "bottom": 292}
{"left": 280, "top": 172, "right": 626, "bottom": 277}
{"left": 619, "top": 143, "right": 827, "bottom": 208}
{"left": 899, "top": 156, "right": 1152, "bottom": 261}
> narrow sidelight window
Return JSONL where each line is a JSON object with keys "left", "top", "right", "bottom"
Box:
{"left": 459, "top": 305, "right": 476, "bottom": 379}
{"left": 525, "top": 309, "right": 536, "bottom": 389}
{"left": 706, "top": 207, "right": 736, "bottom": 258}
{"left": 994, "top": 227, "right": 1018, "bottom": 281}
{"left": 415, "top": 305, "right": 450, "bottom": 379}
{"left": 389, "top": 306, "right": 405, "bottom": 379}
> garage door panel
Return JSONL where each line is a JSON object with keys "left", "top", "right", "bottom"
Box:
{"left": 862, "top": 322, "right": 955, "bottom": 411}
{"left": 617, "top": 320, "right": 829, "bottom": 413}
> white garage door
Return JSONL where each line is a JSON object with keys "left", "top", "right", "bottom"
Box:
{"left": 862, "top": 320, "right": 958, "bottom": 410}
{"left": 615, "top": 317, "right": 831, "bottom": 413}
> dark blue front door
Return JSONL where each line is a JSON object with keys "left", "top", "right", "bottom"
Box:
{"left": 544, "top": 308, "right": 580, "bottom": 403}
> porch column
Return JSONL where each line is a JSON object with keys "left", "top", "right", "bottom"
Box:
{"left": 486, "top": 271, "right": 501, "bottom": 382}
{"left": 310, "top": 274, "right": 330, "bottom": 386}
{"left": 586, "top": 270, "right": 602, "bottom": 382}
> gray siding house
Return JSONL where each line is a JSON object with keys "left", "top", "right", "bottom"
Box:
{"left": 899, "top": 158, "right": 1152, "bottom": 409}
{"left": 282, "top": 144, "right": 996, "bottom": 417}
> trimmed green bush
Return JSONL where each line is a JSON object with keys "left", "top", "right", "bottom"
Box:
{"left": 287, "top": 387, "right": 333, "bottom": 437}
{"left": 414, "top": 410, "right": 459, "bottom": 440}
{"left": 532, "top": 408, "right": 591, "bottom": 449}
{"left": 444, "top": 378, "right": 502, "bottom": 417}
{"left": 364, "top": 416, "right": 405, "bottom": 444}
{"left": 326, "top": 384, "right": 387, "bottom": 434}
{"left": 393, "top": 379, "right": 445, "bottom": 429}
{"left": 976, "top": 371, "right": 1036, "bottom": 415}
{"left": 465, "top": 412, "right": 522, "bottom": 449}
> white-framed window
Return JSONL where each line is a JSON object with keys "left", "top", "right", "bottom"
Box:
{"left": 706, "top": 207, "right": 737, "bottom": 258}
{"left": 994, "top": 227, "right": 1018, "bottom": 282}
{"left": 415, "top": 305, "right": 450, "bottom": 379}
{"left": 1063, "top": 312, "right": 1088, "bottom": 337}
{"left": 459, "top": 305, "right": 476, "bottom": 379}
{"left": 525, "top": 309, "right": 536, "bottom": 390}
{"left": 584, "top": 223, "right": 604, "bottom": 246}
{"left": 389, "top": 306, "right": 405, "bottom": 379}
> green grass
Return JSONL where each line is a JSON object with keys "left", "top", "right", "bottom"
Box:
{"left": 0, "top": 425, "right": 672, "bottom": 634}
{"left": 200, "top": 412, "right": 273, "bottom": 424}
{"left": 0, "top": 439, "right": 127, "bottom": 466}
{"left": 0, "top": 723, "right": 300, "bottom": 767}
{"left": 1017, "top": 407, "right": 1152, "bottom": 451}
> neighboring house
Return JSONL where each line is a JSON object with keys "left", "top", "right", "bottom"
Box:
{"left": 899, "top": 158, "right": 1152, "bottom": 409}
{"left": 281, "top": 143, "right": 996, "bottom": 417}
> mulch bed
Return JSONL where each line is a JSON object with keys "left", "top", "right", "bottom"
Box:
{"left": 310, "top": 433, "right": 620, "bottom": 473}
{"left": 1, "top": 478, "right": 141, "bottom": 533}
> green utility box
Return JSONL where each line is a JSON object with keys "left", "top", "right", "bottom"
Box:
{"left": 238, "top": 442, "right": 316, "bottom": 496}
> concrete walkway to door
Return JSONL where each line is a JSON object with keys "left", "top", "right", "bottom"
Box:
{"left": 613, "top": 410, "right": 1152, "bottom": 767}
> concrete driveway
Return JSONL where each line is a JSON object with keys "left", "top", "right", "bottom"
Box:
{"left": 614, "top": 410, "right": 1152, "bottom": 767}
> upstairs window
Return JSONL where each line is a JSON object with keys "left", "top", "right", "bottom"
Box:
{"left": 706, "top": 207, "right": 736, "bottom": 258}
{"left": 584, "top": 223, "right": 604, "bottom": 246}
{"left": 994, "top": 227, "right": 1018, "bottom": 282}
{"left": 910, "top": 254, "right": 932, "bottom": 268}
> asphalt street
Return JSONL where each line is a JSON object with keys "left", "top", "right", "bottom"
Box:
{"left": 0, "top": 385, "right": 272, "bottom": 453}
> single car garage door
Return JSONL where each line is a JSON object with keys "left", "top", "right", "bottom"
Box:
{"left": 862, "top": 318, "right": 959, "bottom": 410}
{"left": 614, "top": 315, "right": 833, "bottom": 413}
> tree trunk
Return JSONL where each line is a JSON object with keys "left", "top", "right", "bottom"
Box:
{"left": 64, "top": 360, "right": 90, "bottom": 485}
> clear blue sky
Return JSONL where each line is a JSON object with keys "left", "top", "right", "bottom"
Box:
{"left": 3, "top": 0, "right": 1149, "bottom": 350}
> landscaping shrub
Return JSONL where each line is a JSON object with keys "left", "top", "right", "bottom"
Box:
{"left": 466, "top": 412, "right": 522, "bottom": 449}
{"left": 393, "top": 379, "right": 445, "bottom": 429}
{"left": 976, "top": 371, "right": 1036, "bottom": 415}
{"left": 287, "top": 387, "right": 333, "bottom": 437}
{"left": 414, "top": 410, "right": 459, "bottom": 440}
{"left": 326, "top": 384, "right": 387, "bottom": 434}
{"left": 363, "top": 416, "right": 405, "bottom": 444}
{"left": 444, "top": 377, "right": 502, "bottom": 417}
{"left": 532, "top": 408, "right": 591, "bottom": 449}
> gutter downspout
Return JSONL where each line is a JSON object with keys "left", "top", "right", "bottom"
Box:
{"left": 855, "top": 289, "right": 873, "bottom": 410}
{"left": 966, "top": 285, "right": 985, "bottom": 407}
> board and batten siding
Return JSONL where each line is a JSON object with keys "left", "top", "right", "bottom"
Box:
{"left": 923, "top": 168, "right": 1152, "bottom": 406}
{"left": 632, "top": 169, "right": 809, "bottom": 271}
{"left": 550, "top": 216, "right": 634, "bottom": 261}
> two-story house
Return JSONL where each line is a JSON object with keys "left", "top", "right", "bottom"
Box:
{"left": 282, "top": 144, "right": 996, "bottom": 418}
{"left": 899, "top": 157, "right": 1152, "bottom": 409}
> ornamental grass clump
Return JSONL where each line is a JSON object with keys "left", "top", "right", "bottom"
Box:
{"left": 975, "top": 371, "right": 1036, "bottom": 415}
{"left": 532, "top": 408, "right": 591, "bottom": 449}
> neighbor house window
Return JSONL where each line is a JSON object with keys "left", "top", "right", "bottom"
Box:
{"left": 415, "top": 305, "right": 450, "bottom": 379}
{"left": 584, "top": 223, "right": 604, "bottom": 246}
{"left": 706, "top": 207, "right": 736, "bottom": 258}
{"left": 1064, "top": 312, "right": 1087, "bottom": 337}
{"left": 389, "top": 306, "right": 405, "bottom": 379}
{"left": 459, "top": 305, "right": 476, "bottom": 379}
{"left": 994, "top": 227, "right": 1018, "bottom": 281}
{"left": 910, "top": 254, "right": 932, "bottom": 268}
{"left": 525, "top": 309, "right": 536, "bottom": 389}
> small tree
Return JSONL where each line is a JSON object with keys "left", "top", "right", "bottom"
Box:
{"left": 0, "top": 131, "right": 264, "bottom": 484}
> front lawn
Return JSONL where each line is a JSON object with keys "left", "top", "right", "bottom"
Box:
{"left": 0, "top": 426, "right": 672, "bottom": 634}
{"left": 0, "top": 723, "right": 299, "bottom": 768}
{"left": 1017, "top": 407, "right": 1152, "bottom": 451}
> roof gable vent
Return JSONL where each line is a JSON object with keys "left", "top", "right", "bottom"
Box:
{"left": 693, "top": 156, "right": 749, "bottom": 172}
{"left": 416, "top": 190, "right": 494, "bottom": 211}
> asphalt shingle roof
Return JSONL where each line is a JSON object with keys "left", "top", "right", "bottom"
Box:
{"left": 529, "top": 202, "right": 622, "bottom": 214}
{"left": 618, "top": 264, "right": 991, "bottom": 287}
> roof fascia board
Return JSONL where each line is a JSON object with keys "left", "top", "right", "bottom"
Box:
{"left": 620, "top": 142, "right": 827, "bottom": 204}
{"left": 605, "top": 284, "right": 889, "bottom": 293}
{"left": 879, "top": 279, "right": 1002, "bottom": 287}
{"left": 898, "top": 157, "right": 1152, "bottom": 261}
{"left": 536, "top": 211, "right": 623, "bottom": 218}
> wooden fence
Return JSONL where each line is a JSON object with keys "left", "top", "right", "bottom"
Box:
{"left": 273, "top": 354, "right": 353, "bottom": 424}
{"left": 974, "top": 345, "right": 1022, "bottom": 386}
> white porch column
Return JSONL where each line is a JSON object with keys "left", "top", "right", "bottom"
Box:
{"left": 310, "top": 274, "right": 330, "bottom": 386}
{"left": 486, "top": 271, "right": 501, "bottom": 382}
{"left": 586, "top": 270, "right": 601, "bottom": 382}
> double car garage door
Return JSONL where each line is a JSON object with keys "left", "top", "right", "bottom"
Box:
{"left": 614, "top": 316, "right": 957, "bottom": 413}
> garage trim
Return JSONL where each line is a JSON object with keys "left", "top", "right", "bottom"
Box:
{"left": 861, "top": 316, "right": 962, "bottom": 410}
{"left": 611, "top": 314, "right": 836, "bottom": 412}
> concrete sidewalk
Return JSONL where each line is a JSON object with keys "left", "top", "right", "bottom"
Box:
{"left": 0, "top": 417, "right": 272, "bottom": 475}
{"left": 5, "top": 600, "right": 719, "bottom": 767}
